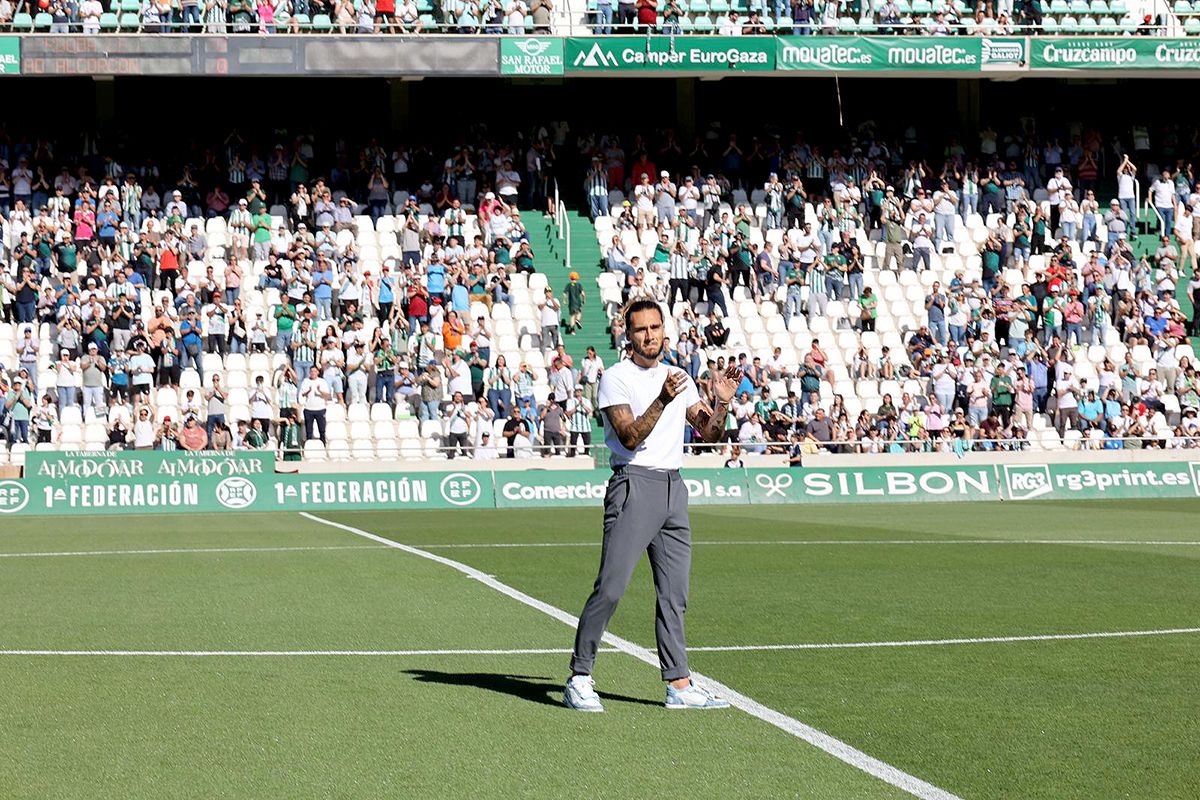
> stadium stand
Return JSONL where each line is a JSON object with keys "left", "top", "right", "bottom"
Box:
{"left": 0, "top": 0, "right": 1168, "bottom": 33}
{"left": 1, "top": 123, "right": 1199, "bottom": 463}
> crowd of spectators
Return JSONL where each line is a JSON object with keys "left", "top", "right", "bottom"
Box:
{"left": 0, "top": 125, "right": 606, "bottom": 459}
{"left": 4, "top": 120, "right": 1200, "bottom": 460}
{"left": 588, "top": 121, "right": 1200, "bottom": 454}
{"left": 589, "top": 0, "right": 1165, "bottom": 36}
{"left": 0, "top": 0, "right": 557, "bottom": 34}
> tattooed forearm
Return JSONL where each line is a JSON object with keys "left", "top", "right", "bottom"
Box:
{"left": 689, "top": 400, "right": 728, "bottom": 443}
{"left": 605, "top": 402, "right": 666, "bottom": 451}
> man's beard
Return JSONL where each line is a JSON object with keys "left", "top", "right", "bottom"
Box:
{"left": 633, "top": 339, "right": 663, "bottom": 361}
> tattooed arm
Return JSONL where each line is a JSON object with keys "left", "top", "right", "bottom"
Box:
{"left": 604, "top": 370, "right": 689, "bottom": 451}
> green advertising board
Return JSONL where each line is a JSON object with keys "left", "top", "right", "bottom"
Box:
{"left": 499, "top": 36, "right": 564, "bottom": 76}
{"left": 1001, "top": 462, "right": 1200, "bottom": 501}
{"left": 19, "top": 450, "right": 275, "bottom": 514}
{"left": 1029, "top": 37, "right": 1200, "bottom": 70}
{"left": 6, "top": 451, "right": 494, "bottom": 515}
{"left": 0, "top": 37, "right": 19, "bottom": 75}
{"left": 566, "top": 37, "right": 774, "bottom": 73}
{"left": 4, "top": 454, "right": 1200, "bottom": 516}
{"left": 492, "top": 469, "right": 749, "bottom": 507}
{"left": 746, "top": 465, "right": 999, "bottom": 503}
{"left": 775, "top": 36, "right": 981, "bottom": 71}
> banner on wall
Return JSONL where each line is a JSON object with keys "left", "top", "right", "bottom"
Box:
{"left": 565, "top": 36, "right": 775, "bottom": 72}
{"left": 775, "top": 35, "right": 982, "bottom": 71}
{"left": 3, "top": 454, "right": 1199, "bottom": 516}
{"left": 1029, "top": 37, "right": 1200, "bottom": 70}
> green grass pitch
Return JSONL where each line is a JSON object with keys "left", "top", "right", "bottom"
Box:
{"left": 1, "top": 500, "right": 1198, "bottom": 799}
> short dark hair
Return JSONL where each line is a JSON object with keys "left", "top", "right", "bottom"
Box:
{"left": 623, "top": 299, "right": 663, "bottom": 331}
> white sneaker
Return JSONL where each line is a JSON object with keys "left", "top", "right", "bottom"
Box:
{"left": 564, "top": 674, "right": 604, "bottom": 712}
{"left": 665, "top": 681, "right": 731, "bottom": 710}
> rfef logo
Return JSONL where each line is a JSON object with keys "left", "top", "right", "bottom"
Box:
{"left": 0, "top": 480, "right": 29, "bottom": 513}
{"left": 215, "top": 476, "right": 257, "bottom": 510}
{"left": 440, "top": 473, "right": 483, "bottom": 506}
{"left": 1003, "top": 465, "right": 1052, "bottom": 501}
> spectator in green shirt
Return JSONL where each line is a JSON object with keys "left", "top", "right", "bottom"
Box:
{"left": 563, "top": 272, "right": 585, "bottom": 334}
{"left": 252, "top": 210, "right": 273, "bottom": 261}
{"left": 990, "top": 363, "right": 1015, "bottom": 427}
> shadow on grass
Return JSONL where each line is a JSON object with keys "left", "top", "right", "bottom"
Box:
{"left": 403, "top": 670, "right": 660, "bottom": 708}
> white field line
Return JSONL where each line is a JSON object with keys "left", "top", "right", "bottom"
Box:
{"left": 689, "top": 627, "right": 1200, "bottom": 651}
{"left": 7, "top": 629, "right": 1198, "bottom": 657}
{"left": 300, "top": 512, "right": 962, "bottom": 800}
{"left": 415, "top": 539, "right": 1200, "bottom": 549}
{"left": 0, "top": 545, "right": 386, "bottom": 559}
{"left": 0, "top": 647, "right": 619, "bottom": 656}
{"left": 2, "top": 540, "right": 1194, "bottom": 560}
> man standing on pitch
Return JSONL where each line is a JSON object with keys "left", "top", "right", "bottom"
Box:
{"left": 565, "top": 299, "right": 740, "bottom": 712}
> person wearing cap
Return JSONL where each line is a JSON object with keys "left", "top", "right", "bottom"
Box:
{"left": 54, "top": 348, "right": 80, "bottom": 410}
{"left": 754, "top": 171, "right": 782, "bottom": 230}
{"left": 1103, "top": 198, "right": 1128, "bottom": 256}
{"left": 562, "top": 272, "right": 586, "bottom": 335}
{"left": 3, "top": 377, "right": 34, "bottom": 444}
{"left": 228, "top": 197, "right": 252, "bottom": 261}
{"left": 633, "top": 172, "right": 655, "bottom": 231}
{"left": 473, "top": 429, "right": 499, "bottom": 461}
{"left": 251, "top": 201, "right": 274, "bottom": 262}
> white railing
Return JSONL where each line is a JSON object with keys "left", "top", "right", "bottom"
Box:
{"left": 553, "top": 179, "right": 572, "bottom": 271}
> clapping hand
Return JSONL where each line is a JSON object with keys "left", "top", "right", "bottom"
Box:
{"left": 658, "top": 370, "right": 688, "bottom": 404}
{"left": 711, "top": 366, "right": 741, "bottom": 404}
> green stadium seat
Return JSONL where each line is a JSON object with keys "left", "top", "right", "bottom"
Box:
{"left": 11, "top": 12, "right": 31, "bottom": 30}
{"left": 691, "top": 0, "right": 709, "bottom": 12}
{"left": 838, "top": 15, "right": 857, "bottom": 30}
{"left": 1108, "top": 0, "right": 1125, "bottom": 12}
{"left": 1069, "top": 0, "right": 1089, "bottom": 13}
{"left": 119, "top": 0, "right": 139, "bottom": 11}
{"left": 693, "top": 13, "right": 714, "bottom": 28}
{"left": 857, "top": 17, "right": 877, "bottom": 31}
{"left": 291, "top": 12, "right": 310, "bottom": 27}
{"left": 760, "top": 16, "right": 774, "bottom": 28}
{"left": 1187, "top": 16, "right": 1200, "bottom": 31}
{"left": 730, "top": 0, "right": 746, "bottom": 12}
{"left": 1089, "top": 0, "right": 1108, "bottom": 13}
{"left": 895, "top": 0, "right": 911, "bottom": 12}
{"left": 418, "top": 13, "right": 435, "bottom": 26}
{"left": 1049, "top": 0, "right": 1068, "bottom": 13}
{"left": 710, "top": 0, "right": 730, "bottom": 12}
{"left": 1060, "top": 13, "right": 1079, "bottom": 27}
{"left": 911, "top": 0, "right": 931, "bottom": 13}
{"left": 1079, "top": 14, "right": 1097, "bottom": 27}
{"left": 118, "top": 12, "right": 140, "bottom": 29}
{"left": 99, "top": 11, "right": 118, "bottom": 29}
{"left": 1098, "top": 14, "right": 1117, "bottom": 29}
{"left": 33, "top": 11, "right": 52, "bottom": 28}
{"left": 677, "top": 15, "right": 694, "bottom": 29}
{"left": 311, "top": 13, "right": 332, "bottom": 29}
{"left": 523, "top": 13, "right": 533, "bottom": 25}
{"left": 1040, "top": 14, "right": 1058, "bottom": 30}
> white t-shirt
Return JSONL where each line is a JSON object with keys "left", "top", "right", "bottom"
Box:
{"left": 597, "top": 359, "right": 699, "bottom": 470}
{"left": 1151, "top": 179, "right": 1174, "bottom": 208}
{"left": 1117, "top": 172, "right": 1135, "bottom": 200}
{"left": 300, "top": 377, "right": 331, "bottom": 411}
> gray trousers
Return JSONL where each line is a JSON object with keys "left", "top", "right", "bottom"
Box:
{"left": 571, "top": 465, "right": 692, "bottom": 681}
